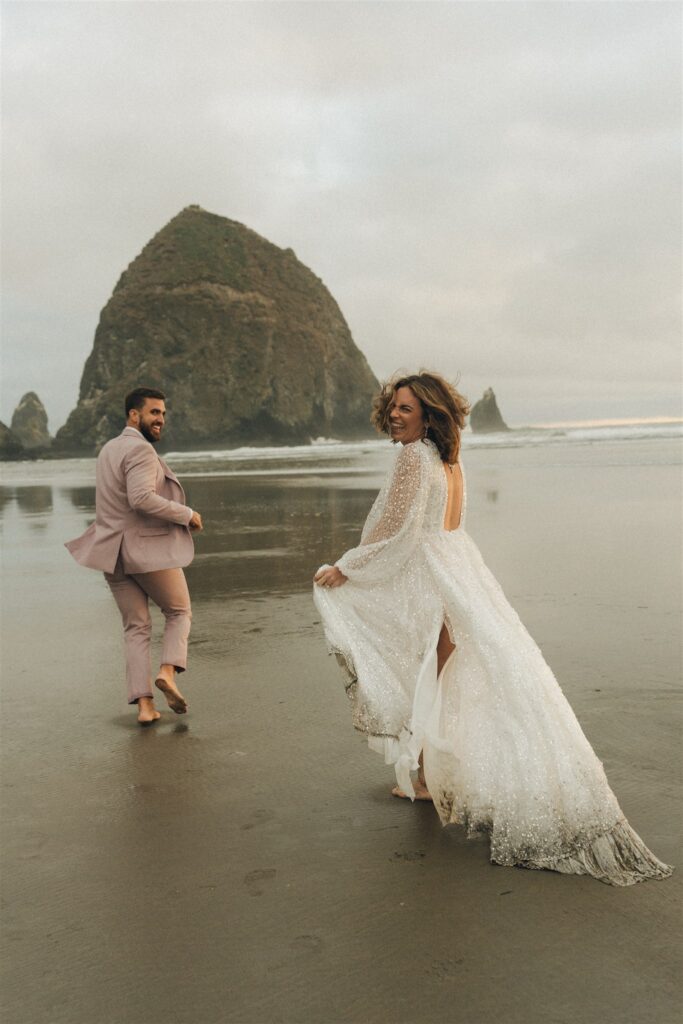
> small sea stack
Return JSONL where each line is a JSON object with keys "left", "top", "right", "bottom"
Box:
{"left": 469, "top": 388, "right": 510, "bottom": 433}
{"left": 0, "top": 421, "right": 25, "bottom": 460}
{"left": 10, "top": 392, "right": 51, "bottom": 449}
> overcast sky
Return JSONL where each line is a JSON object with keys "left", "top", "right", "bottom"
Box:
{"left": 2, "top": 0, "right": 681, "bottom": 431}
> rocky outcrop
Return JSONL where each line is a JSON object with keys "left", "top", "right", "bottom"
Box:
{"left": 469, "top": 388, "right": 510, "bottom": 433}
{"left": 54, "top": 206, "right": 379, "bottom": 453}
{"left": 10, "top": 392, "right": 51, "bottom": 449}
{"left": 0, "top": 421, "right": 25, "bottom": 461}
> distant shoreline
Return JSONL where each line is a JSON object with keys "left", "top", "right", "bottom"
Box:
{"left": 4, "top": 415, "right": 683, "bottom": 465}
{"left": 2, "top": 420, "right": 682, "bottom": 471}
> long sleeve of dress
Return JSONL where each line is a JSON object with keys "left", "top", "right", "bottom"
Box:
{"left": 335, "top": 441, "right": 430, "bottom": 586}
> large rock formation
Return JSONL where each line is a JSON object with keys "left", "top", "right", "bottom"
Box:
{"left": 55, "top": 206, "right": 378, "bottom": 452}
{"left": 0, "top": 421, "right": 25, "bottom": 461}
{"left": 469, "top": 388, "right": 510, "bottom": 433}
{"left": 10, "top": 392, "right": 51, "bottom": 449}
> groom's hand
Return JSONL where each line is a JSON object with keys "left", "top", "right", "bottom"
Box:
{"left": 189, "top": 510, "right": 203, "bottom": 532}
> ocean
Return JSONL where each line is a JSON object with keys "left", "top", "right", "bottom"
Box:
{"left": 2, "top": 418, "right": 680, "bottom": 488}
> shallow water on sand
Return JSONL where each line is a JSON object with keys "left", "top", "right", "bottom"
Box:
{"left": 2, "top": 435, "right": 681, "bottom": 603}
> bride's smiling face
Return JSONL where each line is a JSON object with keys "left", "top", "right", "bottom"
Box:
{"left": 388, "top": 386, "right": 426, "bottom": 444}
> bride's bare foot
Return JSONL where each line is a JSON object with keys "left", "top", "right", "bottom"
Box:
{"left": 155, "top": 670, "right": 188, "bottom": 714}
{"left": 137, "top": 696, "right": 161, "bottom": 726}
{"left": 392, "top": 783, "right": 433, "bottom": 802}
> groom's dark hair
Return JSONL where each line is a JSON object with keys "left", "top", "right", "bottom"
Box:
{"left": 125, "top": 387, "right": 166, "bottom": 416}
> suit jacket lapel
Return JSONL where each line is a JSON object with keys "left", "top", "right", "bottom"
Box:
{"left": 158, "top": 456, "right": 180, "bottom": 485}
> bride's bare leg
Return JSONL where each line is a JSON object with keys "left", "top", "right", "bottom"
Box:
{"left": 436, "top": 622, "right": 456, "bottom": 676}
{"left": 392, "top": 624, "right": 455, "bottom": 800}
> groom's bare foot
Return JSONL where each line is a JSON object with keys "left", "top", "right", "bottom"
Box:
{"left": 137, "top": 697, "right": 161, "bottom": 726}
{"left": 392, "top": 783, "right": 433, "bottom": 802}
{"left": 155, "top": 673, "right": 188, "bottom": 714}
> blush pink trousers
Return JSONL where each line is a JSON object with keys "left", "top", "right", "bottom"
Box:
{"left": 104, "top": 557, "right": 192, "bottom": 704}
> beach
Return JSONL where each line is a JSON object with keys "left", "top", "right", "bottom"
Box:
{"left": 1, "top": 431, "right": 681, "bottom": 1024}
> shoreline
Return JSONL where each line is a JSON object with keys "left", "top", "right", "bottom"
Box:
{"left": 2, "top": 417, "right": 682, "bottom": 466}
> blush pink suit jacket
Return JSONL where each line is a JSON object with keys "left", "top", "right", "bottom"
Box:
{"left": 65, "top": 427, "right": 195, "bottom": 574}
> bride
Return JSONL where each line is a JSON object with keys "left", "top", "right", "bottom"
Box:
{"left": 313, "top": 371, "right": 673, "bottom": 886}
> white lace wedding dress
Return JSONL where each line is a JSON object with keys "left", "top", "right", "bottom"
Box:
{"left": 314, "top": 438, "right": 673, "bottom": 886}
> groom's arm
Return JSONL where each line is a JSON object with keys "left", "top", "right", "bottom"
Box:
{"left": 124, "top": 444, "right": 193, "bottom": 526}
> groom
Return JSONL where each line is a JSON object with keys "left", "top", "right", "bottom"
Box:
{"left": 66, "top": 388, "right": 203, "bottom": 725}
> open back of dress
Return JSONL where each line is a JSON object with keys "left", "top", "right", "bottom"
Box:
{"left": 442, "top": 462, "right": 464, "bottom": 532}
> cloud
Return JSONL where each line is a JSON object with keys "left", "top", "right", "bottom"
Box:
{"left": 2, "top": 0, "right": 680, "bottom": 429}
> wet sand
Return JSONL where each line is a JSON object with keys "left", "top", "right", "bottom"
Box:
{"left": 1, "top": 438, "right": 681, "bottom": 1024}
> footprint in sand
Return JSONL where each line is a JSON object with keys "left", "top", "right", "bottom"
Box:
{"left": 240, "top": 809, "right": 274, "bottom": 831}
{"left": 244, "top": 868, "right": 277, "bottom": 896}
{"left": 429, "top": 957, "right": 464, "bottom": 980}
{"left": 290, "top": 935, "right": 324, "bottom": 955}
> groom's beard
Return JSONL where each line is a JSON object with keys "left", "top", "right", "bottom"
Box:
{"left": 139, "top": 423, "right": 161, "bottom": 444}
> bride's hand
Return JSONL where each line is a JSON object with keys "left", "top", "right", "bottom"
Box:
{"left": 314, "top": 566, "right": 348, "bottom": 588}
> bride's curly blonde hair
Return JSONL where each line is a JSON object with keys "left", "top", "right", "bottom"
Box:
{"left": 372, "top": 370, "right": 471, "bottom": 463}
